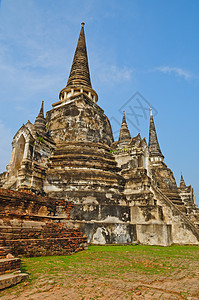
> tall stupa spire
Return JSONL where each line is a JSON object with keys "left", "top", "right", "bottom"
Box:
{"left": 66, "top": 22, "right": 91, "bottom": 89}
{"left": 148, "top": 108, "right": 164, "bottom": 158}
{"left": 58, "top": 23, "right": 98, "bottom": 106}
{"left": 119, "top": 111, "right": 131, "bottom": 141}
{"left": 34, "top": 101, "right": 46, "bottom": 134}
{"left": 180, "top": 172, "right": 186, "bottom": 188}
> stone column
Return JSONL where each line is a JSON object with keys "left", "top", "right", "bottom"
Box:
{"left": 6, "top": 147, "right": 16, "bottom": 175}
{"left": 23, "top": 142, "right": 29, "bottom": 160}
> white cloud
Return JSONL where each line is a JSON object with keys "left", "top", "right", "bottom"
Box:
{"left": 95, "top": 64, "right": 132, "bottom": 84}
{"left": 156, "top": 66, "right": 193, "bottom": 80}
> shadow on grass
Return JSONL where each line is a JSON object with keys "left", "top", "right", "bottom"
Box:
{"left": 20, "top": 262, "right": 28, "bottom": 274}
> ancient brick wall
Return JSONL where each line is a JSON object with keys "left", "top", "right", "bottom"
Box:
{"left": 2, "top": 223, "right": 87, "bottom": 257}
{"left": 0, "top": 188, "right": 73, "bottom": 220}
{"left": 0, "top": 257, "right": 21, "bottom": 275}
{"left": 0, "top": 188, "right": 87, "bottom": 257}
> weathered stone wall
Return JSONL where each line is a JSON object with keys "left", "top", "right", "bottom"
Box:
{"left": 0, "top": 172, "right": 6, "bottom": 187}
{"left": 112, "top": 140, "right": 199, "bottom": 246}
{"left": 78, "top": 222, "right": 137, "bottom": 244}
{"left": 151, "top": 163, "right": 177, "bottom": 190}
{"left": 135, "top": 224, "right": 172, "bottom": 246}
{"left": 1, "top": 120, "right": 55, "bottom": 193}
{"left": 46, "top": 95, "right": 114, "bottom": 146}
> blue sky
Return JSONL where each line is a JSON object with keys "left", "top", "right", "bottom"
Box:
{"left": 0, "top": 0, "right": 199, "bottom": 204}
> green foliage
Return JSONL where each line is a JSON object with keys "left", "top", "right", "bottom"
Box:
{"left": 110, "top": 150, "right": 116, "bottom": 154}
{"left": 38, "top": 136, "right": 44, "bottom": 143}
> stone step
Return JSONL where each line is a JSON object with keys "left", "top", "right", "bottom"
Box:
{"left": 51, "top": 161, "right": 116, "bottom": 169}
{"left": 0, "top": 247, "right": 10, "bottom": 259}
{"left": 171, "top": 202, "right": 184, "bottom": 206}
{"left": 167, "top": 197, "right": 183, "bottom": 202}
{"left": 0, "top": 232, "right": 83, "bottom": 241}
{"left": 0, "top": 226, "right": 84, "bottom": 240}
{"left": 0, "top": 258, "right": 21, "bottom": 275}
{"left": 161, "top": 190, "right": 185, "bottom": 204}
{"left": 4, "top": 237, "right": 87, "bottom": 257}
{"left": 175, "top": 205, "right": 187, "bottom": 213}
{"left": 160, "top": 189, "right": 188, "bottom": 213}
{"left": 0, "top": 240, "right": 5, "bottom": 247}
{"left": 0, "top": 272, "right": 28, "bottom": 290}
{"left": 165, "top": 195, "right": 183, "bottom": 201}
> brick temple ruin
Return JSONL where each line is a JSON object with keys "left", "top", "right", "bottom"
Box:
{"left": 0, "top": 23, "right": 199, "bottom": 285}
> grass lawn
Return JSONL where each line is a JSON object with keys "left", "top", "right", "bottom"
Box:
{"left": 1, "top": 244, "right": 199, "bottom": 299}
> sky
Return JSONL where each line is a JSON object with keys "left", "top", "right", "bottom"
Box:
{"left": 0, "top": 0, "right": 199, "bottom": 204}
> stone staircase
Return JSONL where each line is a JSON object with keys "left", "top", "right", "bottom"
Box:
{"left": 0, "top": 237, "right": 28, "bottom": 290}
{"left": 161, "top": 189, "right": 199, "bottom": 229}
{"left": 153, "top": 186, "right": 199, "bottom": 242}
{"left": 160, "top": 189, "right": 187, "bottom": 213}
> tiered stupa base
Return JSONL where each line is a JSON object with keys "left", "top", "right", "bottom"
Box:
{"left": 44, "top": 141, "right": 136, "bottom": 244}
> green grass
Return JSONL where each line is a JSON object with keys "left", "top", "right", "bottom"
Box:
{"left": 20, "top": 244, "right": 198, "bottom": 279}
{"left": 1, "top": 244, "right": 198, "bottom": 298}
